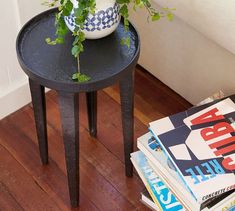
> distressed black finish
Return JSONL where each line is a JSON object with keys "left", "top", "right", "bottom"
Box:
{"left": 16, "top": 8, "right": 140, "bottom": 207}
{"left": 16, "top": 9, "right": 140, "bottom": 93}
{"left": 58, "top": 92, "right": 79, "bottom": 207}
{"left": 29, "top": 79, "right": 48, "bottom": 165}
{"left": 120, "top": 72, "right": 135, "bottom": 177}
{"left": 86, "top": 91, "right": 97, "bottom": 137}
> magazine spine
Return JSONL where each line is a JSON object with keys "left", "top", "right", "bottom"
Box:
{"left": 149, "top": 128, "right": 199, "bottom": 202}
{"left": 130, "top": 157, "right": 163, "bottom": 211}
{"left": 141, "top": 193, "right": 160, "bottom": 211}
{"left": 137, "top": 140, "right": 199, "bottom": 210}
{"left": 202, "top": 192, "right": 235, "bottom": 211}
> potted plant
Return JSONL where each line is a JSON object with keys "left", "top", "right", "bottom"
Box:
{"left": 43, "top": 0, "right": 173, "bottom": 81}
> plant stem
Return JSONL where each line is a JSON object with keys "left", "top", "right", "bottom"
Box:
{"left": 77, "top": 56, "right": 80, "bottom": 73}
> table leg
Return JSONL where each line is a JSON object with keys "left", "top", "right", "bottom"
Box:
{"left": 29, "top": 79, "right": 48, "bottom": 165}
{"left": 58, "top": 91, "right": 79, "bottom": 207}
{"left": 86, "top": 91, "right": 97, "bottom": 137}
{"left": 119, "top": 72, "right": 135, "bottom": 177}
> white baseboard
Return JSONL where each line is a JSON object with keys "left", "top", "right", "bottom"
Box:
{"left": 0, "top": 80, "right": 31, "bottom": 120}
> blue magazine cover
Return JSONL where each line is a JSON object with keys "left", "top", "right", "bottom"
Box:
{"left": 131, "top": 150, "right": 185, "bottom": 211}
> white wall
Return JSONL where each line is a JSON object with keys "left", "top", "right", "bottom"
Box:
{"left": 0, "top": 0, "right": 45, "bottom": 119}
{"left": 17, "top": 0, "right": 45, "bottom": 25}
{"left": 155, "top": 0, "right": 235, "bottom": 55}
{"left": 129, "top": 1, "right": 235, "bottom": 104}
{"left": 0, "top": 0, "right": 28, "bottom": 119}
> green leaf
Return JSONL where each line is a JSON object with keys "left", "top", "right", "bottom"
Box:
{"left": 72, "top": 73, "right": 79, "bottom": 80}
{"left": 71, "top": 43, "right": 84, "bottom": 57}
{"left": 126, "top": 37, "right": 130, "bottom": 48}
{"left": 77, "top": 73, "right": 91, "bottom": 82}
{"left": 135, "top": 0, "right": 144, "bottom": 8}
{"left": 133, "top": 4, "right": 136, "bottom": 11}
{"left": 45, "top": 38, "right": 57, "bottom": 45}
{"left": 124, "top": 18, "right": 129, "bottom": 31}
{"left": 72, "top": 45, "right": 79, "bottom": 57}
{"left": 78, "top": 32, "right": 85, "bottom": 42}
{"left": 72, "top": 72, "right": 91, "bottom": 82}
{"left": 120, "top": 38, "right": 125, "bottom": 45}
{"left": 45, "top": 38, "right": 51, "bottom": 43}
{"left": 73, "top": 35, "right": 80, "bottom": 45}
{"left": 56, "top": 37, "right": 64, "bottom": 44}
{"left": 120, "top": 37, "right": 130, "bottom": 48}
{"left": 167, "top": 13, "right": 174, "bottom": 21}
{"left": 65, "top": 0, "right": 73, "bottom": 11}
{"left": 152, "top": 13, "right": 160, "bottom": 21}
{"left": 62, "top": 7, "right": 70, "bottom": 16}
{"left": 119, "top": 4, "right": 128, "bottom": 18}
{"left": 74, "top": 7, "right": 83, "bottom": 17}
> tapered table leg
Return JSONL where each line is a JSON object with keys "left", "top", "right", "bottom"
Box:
{"left": 86, "top": 91, "right": 97, "bottom": 137}
{"left": 58, "top": 91, "right": 79, "bottom": 207}
{"left": 120, "top": 71, "right": 135, "bottom": 177}
{"left": 29, "top": 79, "right": 48, "bottom": 165}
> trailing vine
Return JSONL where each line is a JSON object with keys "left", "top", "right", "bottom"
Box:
{"left": 117, "top": 0, "right": 174, "bottom": 47}
{"left": 44, "top": 0, "right": 96, "bottom": 57}
{"left": 43, "top": 0, "right": 174, "bottom": 82}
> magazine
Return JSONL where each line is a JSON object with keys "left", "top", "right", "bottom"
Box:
{"left": 138, "top": 132, "right": 235, "bottom": 210}
{"left": 131, "top": 150, "right": 185, "bottom": 211}
{"left": 141, "top": 188, "right": 161, "bottom": 211}
{"left": 137, "top": 133, "right": 199, "bottom": 210}
{"left": 202, "top": 191, "right": 235, "bottom": 211}
{"left": 151, "top": 97, "right": 235, "bottom": 203}
{"left": 149, "top": 95, "right": 235, "bottom": 137}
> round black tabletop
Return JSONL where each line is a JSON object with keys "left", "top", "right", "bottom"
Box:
{"left": 16, "top": 8, "right": 140, "bottom": 92}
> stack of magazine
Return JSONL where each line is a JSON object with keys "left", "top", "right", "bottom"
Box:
{"left": 131, "top": 95, "right": 235, "bottom": 211}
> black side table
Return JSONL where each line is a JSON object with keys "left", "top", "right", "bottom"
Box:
{"left": 16, "top": 8, "right": 140, "bottom": 207}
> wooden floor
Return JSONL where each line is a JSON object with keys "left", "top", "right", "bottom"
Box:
{"left": 0, "top": 67, "right": 191, "bottom": 211}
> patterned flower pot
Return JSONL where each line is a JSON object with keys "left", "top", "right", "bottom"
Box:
{"left": 64, "top": 0, "right": 120, "bottom": 39}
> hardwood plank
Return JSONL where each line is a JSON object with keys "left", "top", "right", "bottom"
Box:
{"left": 103, "top": 86, "right": 152, "bottom": 126}
{"left": 0, "top": 144, "right": 61, "bottom": 211}
{"left": 104, "top": 67, "right": 192, "bottom": 125}
{"left": 0, "top": 182, "right": 24, "bottom": 211}
{"left": 135, "top": 67, "right": 192, "bottom": 111}
{"left": 0, "top": 118, "right": 99, "bottom": 211}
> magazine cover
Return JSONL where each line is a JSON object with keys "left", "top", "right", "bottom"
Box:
{"left": 154, "top": 97, "right": 235, "bottom": 203}
{"left": 131, "top": 150, "right": 185, "bottom": 211}
{"left": 137, "top": 133, "right": 198, "bottom": 210}
{"left": 149, "top": 95, "right": 235, "bottom": 137}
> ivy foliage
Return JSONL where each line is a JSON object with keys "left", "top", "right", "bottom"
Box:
{"left": 44, "top": 0, "right": 174, "bottom": 57}
{"left": 43, "top": 0, "right": 174, "bottom": 82}
{"left": 44, "top": 0, "right": 96, "bottom": 57}
{"left": 72, "top": 72, "right": 91, "bottom": 82}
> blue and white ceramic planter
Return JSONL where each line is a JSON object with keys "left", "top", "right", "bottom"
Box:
{"left": 64, "top": 0, "right": 120, "bottom": 39}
